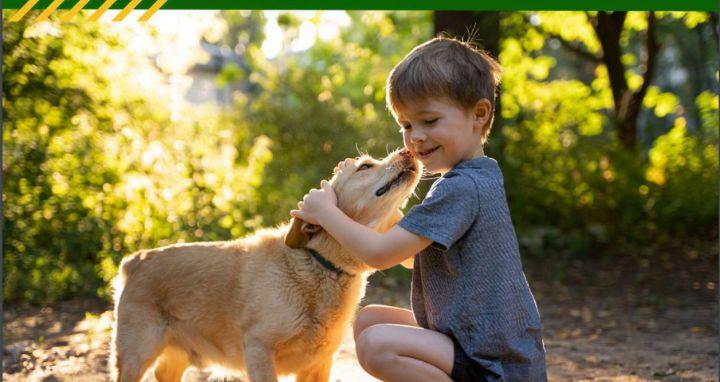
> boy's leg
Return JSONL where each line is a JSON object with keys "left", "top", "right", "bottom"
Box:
{"left": 356, "top": 324, "right": 454, "bottom": 382}
{"left": 353, "top": 304, "right": 418, "bottom": 341}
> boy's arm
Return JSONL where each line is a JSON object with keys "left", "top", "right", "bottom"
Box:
{"left": 400, "top": 256, "right": 414, "bottom": 269}
{"left": 311, "top": 204, "right": 430, "bottom": 270}
{"left": 290, "top": 179, "right": 429, "bottom": 269}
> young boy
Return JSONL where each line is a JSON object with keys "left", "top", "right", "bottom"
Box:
{"left": 290, "top": 37, "right": 547, "bottom": 382}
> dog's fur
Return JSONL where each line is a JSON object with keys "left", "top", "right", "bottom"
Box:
{"left": 110, "top": 149, "right": 421, "bottom": 382}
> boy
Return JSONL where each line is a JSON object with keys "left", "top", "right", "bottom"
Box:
{"left": 290, "top": 37, "right": 547, "bottom": 382}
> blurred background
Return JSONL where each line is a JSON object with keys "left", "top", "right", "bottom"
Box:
{"left": 2, "top": 10, "right": 718, "bottom": 381}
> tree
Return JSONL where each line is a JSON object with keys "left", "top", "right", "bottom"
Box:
{"left": 591, "top": 12, "right": 659, "bottom": 150}
{"left": 498, "top": 11, "right": 717, "bottom": 258}
{"left": 529, "top": 11, "right": 660, "bottom": 150}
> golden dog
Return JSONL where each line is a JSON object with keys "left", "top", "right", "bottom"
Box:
{"left": 110, "top": 149, "right": 420, "bottom": 382}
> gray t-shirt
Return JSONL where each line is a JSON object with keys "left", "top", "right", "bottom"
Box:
{"left": 398, "top": 156, "right": 547, "bottom": 382}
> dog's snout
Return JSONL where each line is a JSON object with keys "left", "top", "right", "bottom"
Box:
{"left": 397, "top": 148, "right": 418, "bottom": 172}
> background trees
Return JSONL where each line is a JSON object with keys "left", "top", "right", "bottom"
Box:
{"left": 3, "top": 11, "right": 717, "bottom": 303}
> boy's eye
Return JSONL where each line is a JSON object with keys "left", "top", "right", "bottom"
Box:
{"left": 424, "top": 118, "right": 439, "bottom": 125}
{"left": 400, "top": 124, "right": 411, "bottom": 131}
{"left": 357, "top": 163, "right": 374, "bottom": 171}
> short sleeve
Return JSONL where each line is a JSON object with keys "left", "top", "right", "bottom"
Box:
{"left": 398, "top": 174, "right": 478, "bottom": 251}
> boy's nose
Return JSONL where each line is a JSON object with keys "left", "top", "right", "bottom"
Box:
{"left": 410, "top": 130, "right": 425, "bottom": 143}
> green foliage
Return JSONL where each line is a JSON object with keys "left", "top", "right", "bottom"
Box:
{"left": 500, "top": 12, "right": 718, "bottom": 258}
{"left": 646, "top": 96, "right": 718, "bottom": 233}
{"left": 3, "top": 15, "right": 120, "bottom": 303}
{"left": 3, "top": 11, "right": 716, "bottom": 303}
{"left": 3, "top": 15, "right": 271, "bottom": 303}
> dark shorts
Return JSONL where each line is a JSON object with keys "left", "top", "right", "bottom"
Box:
{"left": 450, "top": 336, "right": 488, "bottom": 382}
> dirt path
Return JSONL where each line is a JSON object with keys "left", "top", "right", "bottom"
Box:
{"left": 4, "top": 271, "right": 718, "bottom": 381}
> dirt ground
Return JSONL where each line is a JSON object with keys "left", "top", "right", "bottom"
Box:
{"left": 4, "top": 253, "right": 718, "bottom": 382}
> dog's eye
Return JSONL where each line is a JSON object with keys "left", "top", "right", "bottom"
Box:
{"left": 357, "top": 163, "right": 374, "bottom": 171}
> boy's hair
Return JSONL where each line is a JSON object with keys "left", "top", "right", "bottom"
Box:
{"left": 386, "top": 36, "right": 503, "bottom": 143}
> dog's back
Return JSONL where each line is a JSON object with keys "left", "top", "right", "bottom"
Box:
{"left": 113, "top": 242, "right": 246, "bottom": 306}
{"left": 111, "top": 241, "right": 251, "bottom": 382}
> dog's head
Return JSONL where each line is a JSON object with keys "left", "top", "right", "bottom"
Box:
{"left": 285, "top": 148, "right": 421, "bottom": 248}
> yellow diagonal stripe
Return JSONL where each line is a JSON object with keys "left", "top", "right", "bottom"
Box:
{"left": 88, "top": 0, "right": 116, "bottom": 21}
{"left": 61, "top": 0, "right": 91, "bottom": 22}
{"left": 112, "top": 0, "right": 142, "bottom": 21}
{"left": 9, "top": 0, "right": 40, "bottom": 22}
{"left": 35, "top": 0, "right": 66, "bottom": 22}
{"left": 137, "top": 0, "right": 166, "bottom": 22}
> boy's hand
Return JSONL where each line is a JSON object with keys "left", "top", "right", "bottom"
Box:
{"left": 333, "top": 158, "right": 355, "bottom": 174}
{"left": 290, "top": 180, "right": 337, "bottom": 225}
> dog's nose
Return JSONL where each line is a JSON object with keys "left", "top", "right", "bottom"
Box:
{"left": 399, "top": 148, "right": 413, "bottom": 159}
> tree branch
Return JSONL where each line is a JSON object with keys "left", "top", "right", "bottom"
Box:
{"left": 710, "top": 12, "right": 719, "bottom": 50}
{"left": 634, "top": 11, "right": 660, "bottom": 103}
{"left": 523, "top": 14, "right": 602, "bottom": 63}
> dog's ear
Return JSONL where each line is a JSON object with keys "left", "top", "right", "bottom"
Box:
{"left": 301, "top": 222, "right": 321, "bottom": 234}
{"left": 284, "top": 218, "right": 321, "bottom": 248}
{"left": 285, "top": 218, "right": 308, "bottom": 248}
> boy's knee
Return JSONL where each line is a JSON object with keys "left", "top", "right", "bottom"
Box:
{"left": 355, "top": 325, "right": 397, "bottom": 376}
{"left": 353, "top": 304, "right": 382, "bottom": 339}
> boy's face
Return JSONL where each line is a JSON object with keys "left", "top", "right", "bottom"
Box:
{"left": 395, "top": 97, "right": 487, "bottom": 175}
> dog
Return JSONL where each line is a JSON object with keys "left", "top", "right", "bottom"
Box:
{"left": 110, "top": 148, "right": 421, "bottom": 382}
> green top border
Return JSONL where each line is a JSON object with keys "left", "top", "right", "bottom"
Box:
{"left": 3, "top": 0, "right": 718, "bottom": 11}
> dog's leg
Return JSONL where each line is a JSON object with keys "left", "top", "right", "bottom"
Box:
{"left": 295, "top": 357, "right": 332, "bottom": 382}
{"left": 114, "top": 325, "right": 165, "bottom": 382}
{"left": 243, "top": 336, "right": 278, "bottom": 382}
{"left": 154, "top": 346, "right": 190, "bottom": 382}
{"left": 113, "top": 303, "right": 167, "bottom": 382}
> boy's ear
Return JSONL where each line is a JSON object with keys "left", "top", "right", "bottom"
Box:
{"left": 473, "top": 98, "right": 492, "bottom": 131}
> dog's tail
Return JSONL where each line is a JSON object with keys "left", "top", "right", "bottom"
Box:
{"left": 110, "top": 251, "right": 145, "bottom": 381}
{"left": 112, "top": 251, "right": 144, "bottom": 304}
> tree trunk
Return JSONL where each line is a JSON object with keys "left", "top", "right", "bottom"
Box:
{"left": 591, "top": 11, "right": 659, "bottom": 150}
{"left": 434, "top": 11, "right": 500, "bottom": 58}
